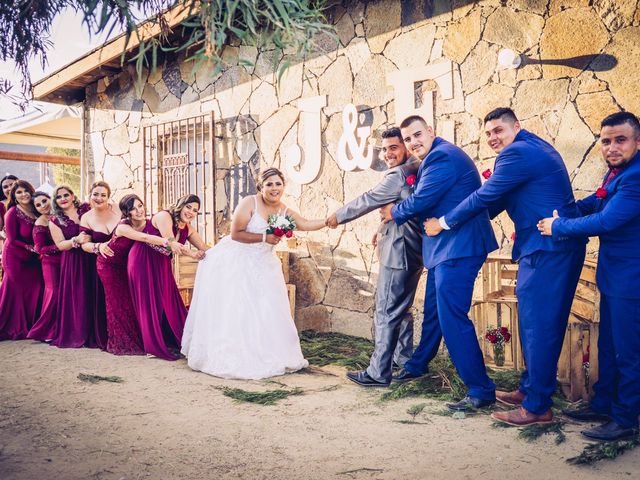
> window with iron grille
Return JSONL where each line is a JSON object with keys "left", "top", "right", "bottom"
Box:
{"left": 142, "top": 113, "right": 217, "bottom": 245}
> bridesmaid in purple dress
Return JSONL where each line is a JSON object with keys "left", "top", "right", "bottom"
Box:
{"left": 0, "top": 180, "right": 43, "bottom": 340}
{"left": 28, "top": 192, "right": 61, "bottom": 342}
{"left": 78, "top": 181, "right": 120, "bottom": 350}
{"left": 0, "top": 175, "right": 19, "bottom": 252}
{"left": 128, "top": 194, "right": 208, "bottom": 360}
{"left": 48, "top": 185, "right": 95, "bottom": 348}
{"left": 95, "top": 194, "right": 181, "bottom": 355}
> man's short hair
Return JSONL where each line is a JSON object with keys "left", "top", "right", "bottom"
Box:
{"left": 601, "top": 111, "right": 640, "bottom": 137}
{"left": 381, "top": 127, "right": 402, "bottom": 142}
{"left": 484, "top": 107, "right": 519, "bottom": 125}
{"left": 399, "top": 115, "right": 428, "bottom": 130}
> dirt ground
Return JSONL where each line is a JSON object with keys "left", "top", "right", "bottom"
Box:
{"left": 1, "top": 341, "right": 639, "bottom": 480}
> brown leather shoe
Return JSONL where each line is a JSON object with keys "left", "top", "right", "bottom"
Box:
{"left": 495, "top": 390, "right": 525, "bottom": 406}
{"left": 491, "top": 407, "right": 553, "bottom": 426}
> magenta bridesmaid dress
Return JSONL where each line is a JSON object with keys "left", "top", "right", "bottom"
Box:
{"left": 82, "top": 226, "right": 109, "bottom": 350}
{"left": 27, "top": 223, "right": 61, "bottom": 341}
{"left": 96, "top": 220, "right": 144, "bottom": 355}
{"left": 50, "top": 204, "right": 107, "bottom": 349}
{"left": 127, "top": 218, "right": 188, "bottom": 360}
{"left": 0, "top": 206, "right": 43, "bottom": 340}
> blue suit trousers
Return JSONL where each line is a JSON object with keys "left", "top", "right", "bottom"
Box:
{"left": 516, "top": 247, "right": 585, "bottom": 414}
{"left": 406, "top": 255, "right": 496, "bottom": 401}
{"left": 590, "top": 294, "right": 640, "bottom": 428}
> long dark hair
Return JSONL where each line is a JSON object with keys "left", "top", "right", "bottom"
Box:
{"left": 33, "top": 191, "right": 52, "bottom": 216}
{"left": 51, "top": 184, "right": 81, "bottom": 217}
{"left": 8, "top": 180, "right": 37, "bottom": 215}
{"left": 169, "top": 194, "right": 200, "bottom": 229}
{"left": 0, "top": 174, "right": 18, "bottom": 201}
{"left": 119, "top": 194, "right": 143, "bottom": 223}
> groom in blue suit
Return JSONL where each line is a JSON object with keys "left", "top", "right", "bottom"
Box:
{"left": 425, "top": 108, "right": 586, "bottom": 425}
{"left": 539, "top": 112, "right": 640, "bottom": 441}
{"left": 381, "top": 115, "right": 499, "bottom": 410}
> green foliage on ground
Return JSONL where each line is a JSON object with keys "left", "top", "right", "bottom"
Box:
{"left": 300, "top": 331, "right": 374, "bottom": 371}
{"left": 217, "top": 386, "right": 303, "bottom": 405}
{"left": 567, "top": 435, "right": 640, "bottom": 465}
{"left": 77, "top": 373, "right": 124, "bottom": 384}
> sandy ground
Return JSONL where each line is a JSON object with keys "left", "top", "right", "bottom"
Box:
{"left": 1, "top": 341, "right": 639, "bottom": 480}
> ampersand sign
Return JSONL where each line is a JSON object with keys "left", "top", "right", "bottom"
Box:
{"left": 337, "top": 103, "right": 374, "bottom": 172}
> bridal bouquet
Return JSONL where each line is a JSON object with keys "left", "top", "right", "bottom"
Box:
{"left": 267, "top": 214, "right": 296, "bottom": 238}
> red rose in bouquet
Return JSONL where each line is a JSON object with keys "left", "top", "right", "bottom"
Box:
{"left": 266, "top": 214, "right": 296, "bottom": 239}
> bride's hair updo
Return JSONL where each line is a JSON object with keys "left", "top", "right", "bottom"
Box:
{"left": 256, "top": 167, "right": 285, "bottom": 191}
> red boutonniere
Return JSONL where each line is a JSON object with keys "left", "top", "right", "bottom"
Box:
{"left": 406, "top": 175, "right": 417, "bottom": 186}
{"left": 482, "top": 169, "right": 492, "bottom": 179}
{"left": 596, "top": 187, "right": 607, "bottom": 199}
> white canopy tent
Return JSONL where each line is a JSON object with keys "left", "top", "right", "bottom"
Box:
{"left": 0, "top": 103, "right": 81, "bottom": 150}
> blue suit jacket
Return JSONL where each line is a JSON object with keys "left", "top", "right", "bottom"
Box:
{"left": 553, "top": 152, "right": 640, "bottom": 299}
{"left": 443, "top": 129, "right": 586, "bottom": 260}
{"left": 391, "top": 137, "right": 498, "bottom": 269}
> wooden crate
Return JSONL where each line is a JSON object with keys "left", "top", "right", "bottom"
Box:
{"left": 472, "top": 254, "right": 523, "bottom": 369}
{"left": 287, "top": 284, "right": 296, "bottom": 318}
{"left": 173, "top": 248, "right": 295, "bottom": 317}
{"left": 472, "top": 256, "right": 600, "bottom": 400}
{"left": 557, "top": 259, "right": 599, "bottom": 401}
{"left": 275, "top": 250, "right": 290, "bottom": 283}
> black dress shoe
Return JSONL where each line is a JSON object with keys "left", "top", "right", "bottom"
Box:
{"left": 581, "top": 421, "right": 639, "bottom": 441}
{"left": 447, "top": 396, "right": 496, "bottom": 411}
{"left": 391, "top": 368, "right": 427, "bottom": 383}
{"left": 562, "top": 405, "right": 611, "bottom": 422}
{"left": 346, "top": 371, "right": 390, "bottom": 387}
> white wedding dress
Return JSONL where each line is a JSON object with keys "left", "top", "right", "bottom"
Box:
{"left": 181, "top": 196, "right": 308, "bottom": 379}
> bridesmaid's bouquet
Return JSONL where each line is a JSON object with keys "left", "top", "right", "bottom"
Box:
{"left": 267, "top": 214, "right": 296, "bottom": 238}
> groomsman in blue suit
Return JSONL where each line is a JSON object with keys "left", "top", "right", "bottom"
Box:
{"left": 425, "top": 108, "right": 586, "bottom": 425}
{"left": 381, "top": 115, "right": 499, "bottom": 411}
{"left": 539, "top": 112, "right": 640, "bottom": 441}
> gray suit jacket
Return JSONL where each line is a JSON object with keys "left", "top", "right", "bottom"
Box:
{"left": 335, "top": 161, "right": 423, "bottom": 270}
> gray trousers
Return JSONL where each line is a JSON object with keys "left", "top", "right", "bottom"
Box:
{"left": 366, "top": 264, "right": 423, "bottom": 383}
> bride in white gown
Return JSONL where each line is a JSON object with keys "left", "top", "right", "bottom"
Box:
{"left": 181, "top": 168, "right": 326, "bottom": 379}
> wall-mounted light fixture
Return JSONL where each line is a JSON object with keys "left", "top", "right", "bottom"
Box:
{"left": 497, "top": 49, "right": 522, "bottom": 69}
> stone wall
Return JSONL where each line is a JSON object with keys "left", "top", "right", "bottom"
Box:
{"left": 84, "top": 0, "right": 640, "bottom": 338}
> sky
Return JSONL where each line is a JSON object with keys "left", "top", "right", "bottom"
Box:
{"left": 0, "top": 8, "right": 111, "bottom": 120}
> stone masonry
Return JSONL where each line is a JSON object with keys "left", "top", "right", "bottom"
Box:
{"left": 84, "top": 1, "right": 640, "bottom": 338}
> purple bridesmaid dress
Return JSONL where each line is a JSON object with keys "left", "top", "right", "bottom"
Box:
{"left": 27, "top": 224, "right": 61, "bottom": 341}
{"left": 50, "top": 204, "right": 106, "bottom": 349}
{"left": 128, "top": 218, "right": 188, "bottom": 360}
{"left": 96, "top": 220, "right": 144, "bottom": 355}
{"left": 0, "top": 206, "right": 43, "bottom": 340}
{"left": 82, "top": 227, "right": 109, "bottom": 350}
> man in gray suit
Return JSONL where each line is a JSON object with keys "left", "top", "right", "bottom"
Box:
{"left": 326, "top": 127, "right": 424, "bottom": 387}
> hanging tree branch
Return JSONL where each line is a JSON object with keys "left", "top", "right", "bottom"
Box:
{"left": 0, "top": 0, "right": 336, "bottom": 108}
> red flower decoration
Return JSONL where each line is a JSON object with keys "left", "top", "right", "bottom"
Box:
{"left": 596, "top": 187, "right": 607, "bottom": 199}
{"left": 482, "top": 169, "right": 492, "bottom": 179}
{"left": 273, "top": 227, "right": 285, "bottom": 237}
{"left": 406, "top": 175, "right": 417, "bottom": 186}
{"left": 511, "top": 232, "right": 516, "bottom": 242}
{"left": 499, "top": 326, "right": 509, "bottom": 336}
{"left": 285, "top": 229, "right": 294, "bottom": 238}
{"left": 486, "top": 333, "right": 498, "bottom": 344}
{"left": 503, "top": 333, "right": 511, "bottom": 342}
